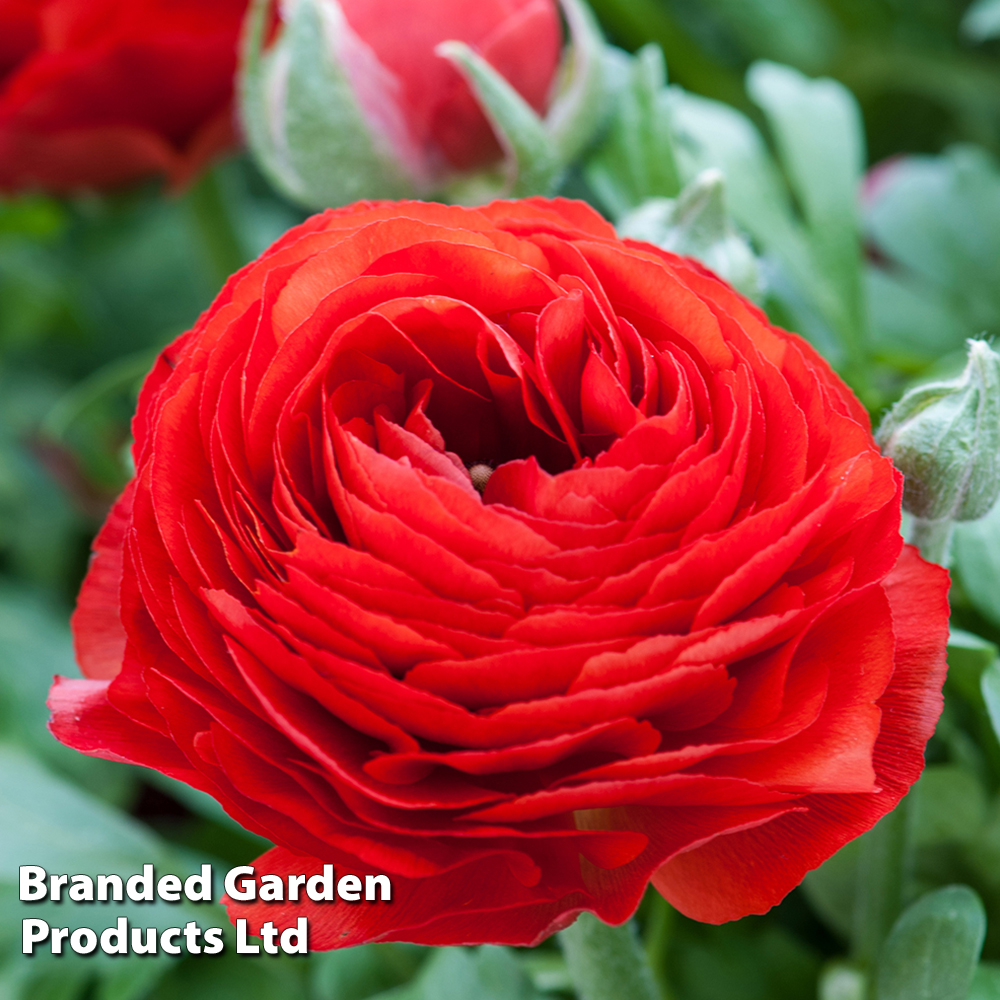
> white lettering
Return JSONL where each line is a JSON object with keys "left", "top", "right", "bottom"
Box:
{"left": 19, "top": 866, "right": 47, "bottom": 901}
{"left": 306, "top": 865, "right": 334, "bottom": 902}
{"left": 22, "top": 918, "right": 48, "bottom": 953}
{"left": 236, "top": 918, "right": 260, "bottom": 954}
{"left": 225, "top": 865, "right": 256, "bottom": 901}
{"left": 281, "top": 918, "right": 308, "bottom": 954}
{"left": 337, "top": 875, "right": 362, "bottom": 902}
{"left": 126, "top": 864, "right": 153, "bottom": 902}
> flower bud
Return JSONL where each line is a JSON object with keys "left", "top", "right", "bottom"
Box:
{"left": 877, "top": 339, "right": 1000, "bottom": 522}
{"left": 618, "top": 169, "right": 762, "bottom": 301}
{"left": 239, "top": 0, "right": 606, "bottom": 208}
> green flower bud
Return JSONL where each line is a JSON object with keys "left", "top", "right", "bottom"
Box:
{"left": 240, "top": 0, "right": 419, "bottom": 208}
{"left": 618, "top": 169, "right": 762, "bottom": 301}
{"left": 876, "top": 339, "right": 1000, "bottom": 522}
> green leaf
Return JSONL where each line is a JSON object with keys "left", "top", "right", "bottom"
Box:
{"left": 582, "top": 0, "right": 745, "bottom": 107}
{"left": 185, "top": 169, "right": 248, "bottom": 289}
{"left": 851, "top": 802, "right": 912, "bottom": 964}
{"left": 0, "top": 375, "right": 83, "bottom": 592}
{"left": 0, "top": 745, "right": 219, "bottom": 1000}
{"left": 963, "top": 0, "right": 1000, "bottom": 41}
{"left": 146, "top": 950, "right": 308, "bottom": 1000}
{"left": 370, "top": 947, "right": 543, "bottom": 1000}
{"left": 0, "top": 743, "right": 202, "bottom": 890}
{"left": 911, "top": 766, "right": 987, "bottom": 847}
{"left": 874, "top": 885, "right": 986, "bottom": 1000}
{"left": 65, "top": 192, "right": 222, "bottom": 366}
{"left": 865, "top": 146, "right": 1000, "bottom": 343}
{"left": 0, "top": 198, "right": 72, "bottom": 355}
{"left": 96, "top": 961, "right": 171, "bottom": 1000}
{"left": 670, "top": 86, "right": 847, "bottom": 366}
{"left": 0, "top": 195, "right": 67, "bottom": 239}
{"left": 310, "top": 943, "right": 426, "bottom": 1000}
{"left": 583, "top": 45, "right": 681, "bottom": 219}
{"left": 947, "top": 629, "right": 999, "bottom": 708}
{"left": 0, "top": 241, "right": 73, "bottom": 351}
{"left": 867, "top": 267, "right": 970, "bottom": 365}
{"left": 520, "top": 951, "right": 573, "bottom": 995}
{"left": 0, "top": 959, "right": 92, "bottom": 1000}
{"left": 746, "top": 61, "right": 866, "bottom": 356}
{"left": 954, "top": 499, "right": 1000, "bottom": 630}
{"left": 39, "top": 349, "right": 154, "bottom": 495}
{"left": 696, "top": 0, "right": 840, "bottom": 71}
{"left": 981, "top": 662, "right": 1000, "bottom": 745}
{"left": 0, "top": 587, "right": 134, "bottom": 802}
{"left": 669, "top": 919, "right": 821, "bottom": 1000}
{"left": 670, "top": 88, "right": 797, "bottom": 256}
{"left": 965, "top": 802, "right": 1000, "bottom": 895}
{"left": 803, "top": 837, "right": 861, "bottom": 940}
{"left": 747, "top": 62, "right": 864, "bottom": 241}
{"left": 969, "top": 963, "right": 1000, "bottom": 1000}
{"left": 210, "top": 156, "right": 307, "bottom": 262}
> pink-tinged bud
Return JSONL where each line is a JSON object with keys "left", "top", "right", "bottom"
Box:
{"left": 240, "top": 0, "right": 567, "bottom": 208}
{"left": 336, "top": 0, "right": 561, "bottom": 172}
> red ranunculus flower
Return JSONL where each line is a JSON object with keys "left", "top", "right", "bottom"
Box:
{"left": 0, "top": 0, "right": 247, "bottom": 193}
{"left": 50, "top": 198, "right": 949, "bottom": 947}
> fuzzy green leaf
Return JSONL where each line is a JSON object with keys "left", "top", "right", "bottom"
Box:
{"left": 874, "top": 886, "right": 985, "bottom": 1000}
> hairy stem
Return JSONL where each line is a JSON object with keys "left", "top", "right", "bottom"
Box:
{"left": 188, "top": 167, "right": 247, "bottom": 291}
{"left": 558, "top": 912, "right": 661, "bottom": 1000}
{"left": 908, "top": 517, "right": 954, "bottom": 566}
{"left": 851, "top": 797, "right": 912, "bottom": 970}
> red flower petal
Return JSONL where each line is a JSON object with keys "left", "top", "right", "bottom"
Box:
{"left": 53, "top": 199, "right": 950, "bottom": 947}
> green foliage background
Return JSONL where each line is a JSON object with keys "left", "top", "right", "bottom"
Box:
{"left": 4, "top": 1, "right": 1000, "bottom": 997}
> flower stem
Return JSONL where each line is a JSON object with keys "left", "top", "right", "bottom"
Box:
{"left": 187, "top": 166, "right": 247, "bottom": 291}
{"left": 643, "top": 891, "right": 676, "bottom": 1000}
{"left": 558, "top": 912, "right": 662, "bottom": 1000}
{"left": 850, "top": 796, "right": 912, "bottom": 968}
{"left": 908, "top": 517, "right": 954, "bottom": 566}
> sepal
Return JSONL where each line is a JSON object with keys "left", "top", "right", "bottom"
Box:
{"left": 240, "top": 0, "right": 420, "bottom": 208}
{"left": 619, "top": 169, "right": 762, "bottom": 300}
{"left": 438, "top": 0, "right": 610, "bottom": 199}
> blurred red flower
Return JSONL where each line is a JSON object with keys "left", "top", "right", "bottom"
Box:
{"left": 51, "top": 198, "right": 949, "bottom": 946}
{"left": 0, "top": 0, "right": 247, "bottom": 193}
